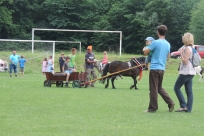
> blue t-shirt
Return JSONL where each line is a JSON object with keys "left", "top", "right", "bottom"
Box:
{"left": 148, "top": 39, "right": 170, "bottom": 70}
{"left": 9, "top": 54, "right": 20, "bottom": 65}
{"left": 19, "top": 58, "right": 27, "bottom": 68}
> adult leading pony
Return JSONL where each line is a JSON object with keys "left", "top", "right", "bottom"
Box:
{"left": 101, "top": 57, "right": 146, "bottom": 89}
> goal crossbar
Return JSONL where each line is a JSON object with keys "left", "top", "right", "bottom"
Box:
{"left": 32, "top": 28, "right": 122, "bottom": 55}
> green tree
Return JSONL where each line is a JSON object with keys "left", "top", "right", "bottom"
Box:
{"left": 189, "top": 0, "right": 204, "bottom": 44}
{"left": 0, "top": 0, "right": 13, "bottom": 38}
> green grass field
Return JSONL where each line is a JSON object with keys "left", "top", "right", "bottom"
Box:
{"left": 1, "top": 51, "right": 204, "bottom": 136}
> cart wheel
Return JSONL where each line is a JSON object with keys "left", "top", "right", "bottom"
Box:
{"left": 56, "top": 81, "right": 63, "bottom": 87}
{"left": 44, "top": 80, "right": 51, "bottom": 87}
{"left": 72, "top": 81, "right": 81, "bottom": 88}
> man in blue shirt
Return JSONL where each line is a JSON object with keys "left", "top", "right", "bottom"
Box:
{"left": 143, "top": 25, "right": 175, "bottom": 113}
{"left": 9, "top": 50, "right": 20, "bottom": 77}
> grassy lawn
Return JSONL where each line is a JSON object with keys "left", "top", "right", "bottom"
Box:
{"left": 1, "top": 51, "right": 204, "bottom": 136}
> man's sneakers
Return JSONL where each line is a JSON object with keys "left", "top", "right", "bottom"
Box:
{"left": 144, "top": 103, "right": 175, "bottom": 113}
{"left": 168, "top": 103, "right": 175, "bottom": 112}
{"left": 143, "top": 109, "right": 156, "bottom": 113}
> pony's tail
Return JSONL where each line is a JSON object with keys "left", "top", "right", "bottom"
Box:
{"left": 100, "top": 63, "right": 109, "bottom": 84}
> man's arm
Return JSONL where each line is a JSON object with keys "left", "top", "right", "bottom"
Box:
{"left": 9, "top": 56, "right": 14, "bottom": 64}
{"left": 62, "top": 64, "right": 65, "bottom": 73}
{"left": 167, "top": 53, "right": 170, "bottom": 61}
{"left": 86, "top": 59, "right": 96, "bottom": 63}
{"left": 143, "top": 48, "right": 151, "bottom": 56}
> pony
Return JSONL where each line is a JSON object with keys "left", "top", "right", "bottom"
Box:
{"left": 94, "top": 59, "right": 109, "bottom": 77}
{"left": 101, "top": 57, "right": 146, "bottom": 89}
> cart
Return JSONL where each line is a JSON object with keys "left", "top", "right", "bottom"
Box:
{"left": 44, "top": 72, "right": 86, "bottom": 88}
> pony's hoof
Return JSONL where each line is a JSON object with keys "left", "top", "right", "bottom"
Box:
{"left": 135, "top": 88, "right": 138, "bottom": 90}
{"left": 105, "top": 85, "right": 108, "bottom": 88}
{"left": 112, "top": 87, "right": 116, "bottom": 89}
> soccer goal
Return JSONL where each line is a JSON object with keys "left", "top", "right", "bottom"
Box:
{"left": 32, "top": 28, "right": 123, "bottom": 55}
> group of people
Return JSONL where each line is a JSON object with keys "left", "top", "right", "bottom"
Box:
{"left": 8, "top": 24, "right": 195, "bottom": 113}
{"left": 143, "top": 25, "right": 195, "bottom": 113}
{"left": 9, "top": 50, "right": 27, "bottom": 77}
{"left": 41, "top": 55, "right": 54, "bottom": 75}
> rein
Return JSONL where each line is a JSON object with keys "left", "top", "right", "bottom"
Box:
{"left": 132, "top": 58, "right": 143, "bottom": 81}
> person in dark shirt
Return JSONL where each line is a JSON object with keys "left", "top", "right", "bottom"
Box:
{"left": 62, "top": 56, "right": 76, "bottom": 87}
{"left": 58, "top": 53, "right": 65, "bottom": 72}
{"left": 85, "top": 45, "right": 97, "bottom": 87}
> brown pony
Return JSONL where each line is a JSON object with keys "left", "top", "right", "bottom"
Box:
{"left": 101, "top": 57, "right": 146, "bottom": 89}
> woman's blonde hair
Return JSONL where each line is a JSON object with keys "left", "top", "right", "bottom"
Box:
{"left": 182, "top": 32, "right": 194, "bottom": 46}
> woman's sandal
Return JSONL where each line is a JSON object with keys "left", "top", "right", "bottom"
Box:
{"left": 175, "top": 108, "right": 188, "bottom": 112}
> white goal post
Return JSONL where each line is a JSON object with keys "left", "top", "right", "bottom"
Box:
{"left": 32, "top": 28, "right": 123, "bottom": 55}
{"left": 0, "top": 39, "right": 77, "bottom": 68}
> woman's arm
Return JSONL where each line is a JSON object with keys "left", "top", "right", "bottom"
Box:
{"left": 180, "top": 47, "right": 191, "bottom": 65}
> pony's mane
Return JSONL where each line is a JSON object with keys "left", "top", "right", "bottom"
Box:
{"left": 136, "top": 56, "right": 146, "bottom": 62}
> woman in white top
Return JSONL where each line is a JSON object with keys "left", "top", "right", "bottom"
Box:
{"left": 174, "top": 32, "right": 196, "bottom": 112}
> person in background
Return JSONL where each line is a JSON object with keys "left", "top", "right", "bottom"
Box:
{"left": 59, "top": 53, "right": 65, "bottom": 72}
{"left": 143, "top": 25, "right": 175, "bottom": 113}
{"left": 62, "top": 56, "right": 76, "bottom": 87}
{"left": 9, "top": 50, "right": 20, "bottom": 77}
{"left": 41, "top": 58, "right": 47, "bottom": 76}
{"left": 18, "top": 56, "right": 27, "bottom": 77}
{"left": 174, "top": 32, "right": 196, "bottom": 113}
{"left": 69, "top": 48, "right": 77, "bottom": 70}
{"left": 85, "top": 45, "right": 97, "bottom": 87}
{"left": 47, "top": 55, "right": 53, "bottom": 72}
{"left": 143, "top": 37, "right": 155, "bottom": 70}
{"left": 100, "top": 51, "right": 108, "bottom": 71}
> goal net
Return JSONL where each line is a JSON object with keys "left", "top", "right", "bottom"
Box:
{"left": 0, "top": 40, "right": 54, "bottom": 75}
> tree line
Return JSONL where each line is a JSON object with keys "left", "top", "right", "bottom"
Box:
{"left": 0, "top": 0, "right": 203, "bottom": 53}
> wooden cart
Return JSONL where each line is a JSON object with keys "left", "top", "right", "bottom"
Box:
{"left": 44, "top": 72, "right": 86, "bottom": 88}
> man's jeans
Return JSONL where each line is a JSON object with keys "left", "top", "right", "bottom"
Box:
{"left": 9, "top": 64, "right": 17, "bottom": 74}
{"left": 174, "top": 74, "right": 194, "bottom": 112}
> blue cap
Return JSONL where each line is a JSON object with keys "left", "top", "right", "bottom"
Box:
{"left": 145, "top": 37, "right": 155, "bottom": 41}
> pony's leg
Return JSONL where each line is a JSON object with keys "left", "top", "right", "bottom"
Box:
{"left": 134, "top": 79, "right": 138, "bottom": 90}
{"left": 130, "top": 76, "right": 138, "bottom": 90}
{"left": 105, "top": 78, "right": 110, "bottom": 88}
{"left": 111, "top": 77, "right": 116, "bottom": 89}
{"left": 197, "top": 73, "right": 202, "bottom": 82}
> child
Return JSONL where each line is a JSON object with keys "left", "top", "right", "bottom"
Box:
{"left": 62, "top": 56, "right": 76, "bottom": 87}
{"left": 100, "top": 51, "right": 108, "bottom": 71}
{"left": 18, "top": 56, "right": 27, "bottom": 77}
{"left": 143, "top": 37, "right": 155, "bottom": 70}
{"left": 47, "top": 55, "right": 53, "bottom": 72}
{"left": 41, "top": 58, "right": 47, "bottom": 76}
{"left": 69, "top": 48, "right": 77, "bottom": 70}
